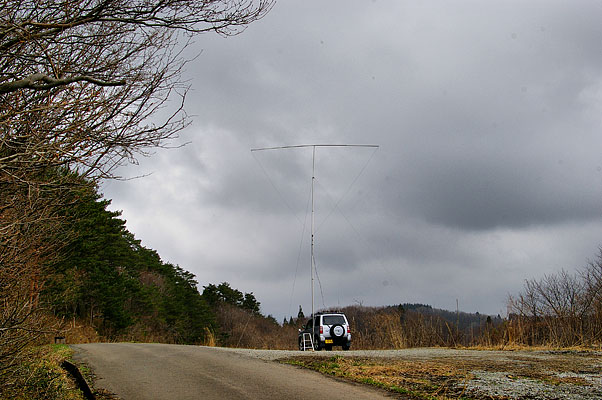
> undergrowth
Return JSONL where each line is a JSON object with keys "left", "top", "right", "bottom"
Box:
{"left": 0, "top": 344, "right": 85, "bottom": 400}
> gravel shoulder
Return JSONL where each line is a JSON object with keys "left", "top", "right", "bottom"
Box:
{"left": 216, "top": 347, "right": 602, "bottom": 399}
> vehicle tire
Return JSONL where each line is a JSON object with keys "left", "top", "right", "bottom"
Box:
{"left": 331, "top": 324, "right": 345, "bottom": 338}
{"left": 325, "top": 345, "right": 333, "bottom": 351}
{"left": 342, "top": 344, "right": 350, "bottom": 351}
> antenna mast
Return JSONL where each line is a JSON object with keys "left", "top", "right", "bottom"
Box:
{"left": 251, "top": 144, "right": 379, "bottom": 321}
{"left": 311, "top": 145, "right": 316, "bottom": 322}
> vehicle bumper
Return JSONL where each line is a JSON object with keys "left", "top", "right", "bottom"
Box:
{"left": 319, "top": 335, "right": 351, "bottom": 347}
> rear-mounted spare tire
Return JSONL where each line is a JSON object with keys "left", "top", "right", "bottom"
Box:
{"left": 331, "top": 324, "right": 345, "bottom": 338}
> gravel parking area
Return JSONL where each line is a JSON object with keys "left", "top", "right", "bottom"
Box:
{"left": 210, "top": 347, "right": 602, "bottom": 399}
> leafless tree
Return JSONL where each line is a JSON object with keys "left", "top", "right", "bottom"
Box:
{"left": 508, "top": 261, "right": 602, "bottom": 347}
{"left": 583, "top": 252, "right": 602, "bottom": 343}
{"left": 1, "top": 0, "right": 273, "bottom": 183}
{"left": 0, "top": 0, "right": 273, "bottom": 386}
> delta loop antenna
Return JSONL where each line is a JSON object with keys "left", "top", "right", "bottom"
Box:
{"left": 250, "top": 144, "right": 379, "bottom": 323}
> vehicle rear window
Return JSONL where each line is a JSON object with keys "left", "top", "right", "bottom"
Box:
{"left": 323, "top": 315, "right": 345, "bottom": 325}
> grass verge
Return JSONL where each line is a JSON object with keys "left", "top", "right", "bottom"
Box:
{"left": 1, "top": 344, "right": 85, "bottom": 400}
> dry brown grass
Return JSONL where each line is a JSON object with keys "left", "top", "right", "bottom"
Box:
{"left": 285, "top": 356, "right": 474, "bottom": 399}
{"left": 284, "top": 350, "right": 602, "bottom": 399}
{"left": 201, "top": 328, "right": 217, "bottom": 347}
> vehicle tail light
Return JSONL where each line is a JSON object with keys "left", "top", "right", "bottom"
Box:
{"left": 347, "top": 326, "right": 351, "bottom": 333}
{"left": 320, "top": 326, "right": 323, "bottom": 334}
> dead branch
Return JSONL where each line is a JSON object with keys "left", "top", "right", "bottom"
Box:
{"left": 0, "top": 73, "right": 126, "bottom": 94}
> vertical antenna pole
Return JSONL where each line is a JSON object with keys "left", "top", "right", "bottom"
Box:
{"left": 311, "top": 145, "right": 316, "bottom": 322}
{"left": 250, "top": 143, "right": 378, "bottom": 326}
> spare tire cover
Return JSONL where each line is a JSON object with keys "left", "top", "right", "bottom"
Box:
{"left": 331, "top": 325, "right": 345, "bottom": 337}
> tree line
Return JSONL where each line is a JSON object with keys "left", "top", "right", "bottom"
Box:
{"left": 44, "top": 190, "right": 217, "bottom": 344}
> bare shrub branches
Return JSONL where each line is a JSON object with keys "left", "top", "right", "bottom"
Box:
{"left": 507, "top": 252, "right": 602, "bottom": 347}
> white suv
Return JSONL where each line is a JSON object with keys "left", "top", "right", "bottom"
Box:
{"left": 298, "top": 312, "right": 351, "bottom": 351}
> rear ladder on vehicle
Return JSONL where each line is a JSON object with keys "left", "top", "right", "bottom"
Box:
{"left": 301, "top": 332, "right": 314, "bottom": 351}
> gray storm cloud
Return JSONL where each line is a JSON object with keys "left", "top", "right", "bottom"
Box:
{"left": 102, "top": 0, "right": 602, "bottom": 319}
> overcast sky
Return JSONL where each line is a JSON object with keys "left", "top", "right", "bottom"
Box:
{"left": 102, "top": 0, "right": 602, "bottom": 320}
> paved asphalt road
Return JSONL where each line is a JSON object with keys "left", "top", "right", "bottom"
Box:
{"left": 71, "top": 343, "right": 392, "bottom": 399}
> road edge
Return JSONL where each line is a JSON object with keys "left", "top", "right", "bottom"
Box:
{"left": 61, "top": 360, "right": 96, "bottom": 400}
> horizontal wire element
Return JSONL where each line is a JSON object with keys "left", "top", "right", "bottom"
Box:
{"left": 251, "top": 144, "right": 379, "bottom": 152}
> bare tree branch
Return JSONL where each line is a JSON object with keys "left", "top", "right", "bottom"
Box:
{"left": 0, "top": 73, "right": 126, "bottom": 94}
